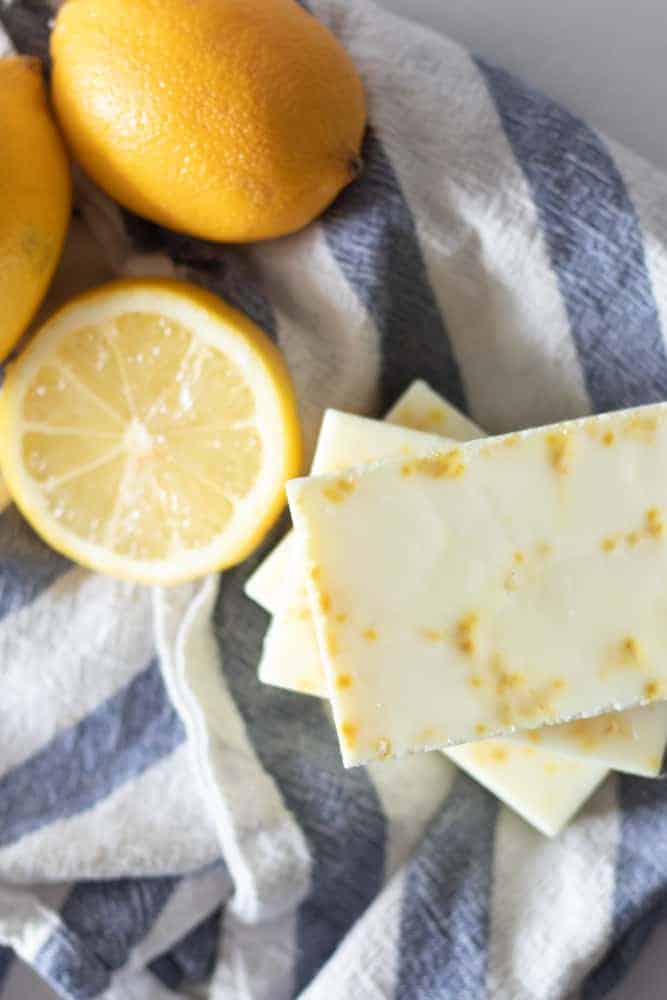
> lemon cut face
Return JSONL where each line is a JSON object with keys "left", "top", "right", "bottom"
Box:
{"left": 0, "top": 279, "right": 301, "bottom": 583}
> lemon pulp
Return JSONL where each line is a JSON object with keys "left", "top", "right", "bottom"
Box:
{"left": 0, "top": 280, "right": 301, "bottom": 583}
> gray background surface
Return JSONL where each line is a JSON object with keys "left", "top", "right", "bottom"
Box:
{"left": 380, "top": 0, "right": 667, "bottom": 171}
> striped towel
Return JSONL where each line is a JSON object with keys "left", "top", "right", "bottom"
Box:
{"left": 1, "top": 0, "right": 667, "bottom": 997}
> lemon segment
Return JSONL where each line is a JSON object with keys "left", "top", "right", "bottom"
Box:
{"left": 0, "top": 279, "right": 302, "bottom": 583}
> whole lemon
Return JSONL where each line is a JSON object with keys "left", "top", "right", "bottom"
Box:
{"left": 51, "top": 0, "right": 366, "bottom": 243}
{"left": 0, "top": 57, "right": 71, "bottom": 361}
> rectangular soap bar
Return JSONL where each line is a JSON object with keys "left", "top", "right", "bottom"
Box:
{"left": 259, "top": 413, "right": 453, "bottom": 695}
{"left": 244, "top": 380, "right": 477, "bottom": 611}
{"left": 519, "top": 703, "right": 667, "bottom": 776}
{"left": 287, "top": 402, "right": 667, "bottom": 766}
{"left": 244, "top": 534, "right": 294, "bottom": 612}
{"left": 382, "top": 379, "right": 483, "bottom": 440}
{"left": 255, "top": 397, "right": 667, "bottom": 775}
{"left": 447, "top": 742, "right": 607, "bottom": 837}
{"left": 250, "top": 384, "right": 611, "bottom": 834}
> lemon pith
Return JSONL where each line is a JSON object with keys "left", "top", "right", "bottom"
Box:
{"left": 0, "top": 279, "right": 302, "bottom": 584}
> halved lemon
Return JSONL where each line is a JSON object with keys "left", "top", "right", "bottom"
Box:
{"left": 0, "top": 278, "right": 301, "bottom": 584}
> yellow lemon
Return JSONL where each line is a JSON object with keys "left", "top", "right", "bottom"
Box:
{"left": 51, "top": 0, "right": 366, "bottom": 242}
{"left": 0, "top": 279, "right": 302, "bottom": 584}
{"left": 0, "top": 56, "right": 71, "bottom": 361}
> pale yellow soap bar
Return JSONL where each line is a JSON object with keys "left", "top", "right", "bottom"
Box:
{"left": 259, "top": 414, "right": 453, "bottom": 695}
{"left": 383, "top": 379, "right": 483, "bottom": 440}
{"left": 517, "top": 703, "right": 667, "bottom": 776}
{"left": 252, "top": 390, "right": 667, "bottom": 775}
{"left": 447, "top": 741, "right": 607, "bottom": 837}
{"left": 244, "top": 535, "right": 293, "bottom": 613}
{"left": 288, "top": 402, "right": 667, "bottom": 766}
{"left": 244, "top": 380, "right": 476, "bottom": 612}
{"left": 249, "top": 381, "right": 611, "bottom": 834}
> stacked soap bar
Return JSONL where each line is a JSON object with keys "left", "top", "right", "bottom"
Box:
{"left": 250, "top": 384, "right": 667, "bottom": 774}
{"left": 288, "top": 398, "right": 667, "bottom": 762}
{"left": 246, "top": 382, "right": 667, "bottom": 835}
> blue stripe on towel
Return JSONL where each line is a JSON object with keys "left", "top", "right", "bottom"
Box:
{"left": 322, "top": 127, "right": 467, "bottom": 413}
{"left": 214, "top": 558, "right": 386, "bottom": 994}
{"left": 396, "top": 772, "right": 499, "bottom": 1000}
{"left": 149, "top": 905, "right": 223, "bottom": 991}
{"left": 478, "top": 60, "right": 667, "bottom": 412}
{"left": 0, "top": 658, "right": 185, "bottom": 848}
{"left": 0, "top": 1, "right": 51, "bottom": 61}
{"left": 583, "top": 901, "right": 667, "bottom": 999}
{"left": 33, "top": 927, "right": 110, "bottom": 999}
{"left": 0, "top": 507, "right": 71, "bottom": 623}
{"left": 60, "top": 877, "right": 179, "bottom": 972}
{"left": 0, "top": 948, "right": 13, "bottom": 994}
{"left": 582, "top": 777, "right": 667, "bottom": 998}
{"left": 121, "top": 213, "right": 278, "bottom": 340}
{"left": 34, "top": 875, "right": 180, "bottom": 999}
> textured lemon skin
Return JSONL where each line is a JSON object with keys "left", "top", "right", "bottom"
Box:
{"left": 51, "top": 0, "right": 366, "bottom": 243}
{"left": 0, "top": 56, "right": 71, "bottom": 361}
{"left": 0, "top": 278, "right": 303, "bottom": 584}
